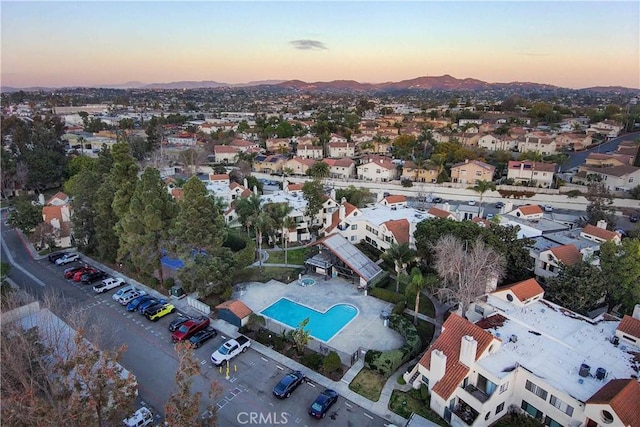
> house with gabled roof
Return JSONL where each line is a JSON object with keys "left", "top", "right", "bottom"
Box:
{"left": 536, "top": 243, "right": 583, "bottom": 278}
{"left": 253, "top": 154, "right": 287, "bottom": 174}
{"left": 614, "top": 314, "right": 640, "bottom": 348}
{"left": 575, "top": 165, "right": 640, "bottom": 192}
{"left": 427, "top": 207, "right": 457, "bottom": 221}
{"left": 555, "top": 133, "right": 593, "bottom": 151}
{"left": 213, "top": 144, "right": 240, "bottom": 164}
{"left": 580, "top": 223, "right": 621, "bottom": 244}
{"left": 208, "top": 173, "right": 230, "bottom": 185}
{"left": 356, "top": 157, "right": 398, "bottom": 182}
{"left": 450, "top": 159, "right": 495, "bottom": 185}
{"left": 42, "top": 204, "right": 72, "bottom": 248}
{"left": 508, "top": 204, "right": 544, "bottom": 220}
{"left": 584, "top": 152, "right": 634, "bottom": 168}
{"left": 404, "top": 282, "right": 640, "bottom": 427}
{"left": 285, "top": 157, "right": 317, "bottom": 176}
{"left": 477, "top": 134, "right": 517, "bottom": 151}
{"left": 47, "top": 192, "right": 70, "bottom": 206}
{"left": 379, "top": 195, "right": 407, "bottom": 208}
{"left": 401, "top": 161, "right": 439, "bottom": 183}
{"left": 327, "top": 142, "right": 355, "bottom": 158}
{"left": 265, "top": 138, "right": 291, "bottom": 153}
{"left": 322, "top": 158, "right": 355, "bottom": 179}
{"left": 296, "top": 143, "right": 323, "bottom": 159}
{"left": 517, "top": 135, "right": 557, "bottom": 155}
{"left": 507, "top": 161, "right": 556, "bottom": 188}
{"left": 229, "top": 138, "right": 260, "bottom": 152}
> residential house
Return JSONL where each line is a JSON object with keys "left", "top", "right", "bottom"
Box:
{"left": 451, "top": 132, "right": 482, "bottom": 147}
{"left": 555, "top": 133, "right": 593, "bottom": 151}
{"left": 536, "top": 243, "right": 583, "bottom": 278}
{"left": 260, "top": 191, "right": 311, "bottom": 243}
{"left": 575, "top": 165, "right": 640, "bottom": 192}
{"left": 401, "top": 161, "right": 439, "bottom": 183}
{"left": 253, "top": 154, "right": 287, "bottom": 174}
{"left": 351, "top": 133, "right": 374, "bottom": 144}
{"left": 356, "top": 157, "right": 398, "bottom": 182}
{"left": 47, "top": 192, "right": 70, "bottom": 206}
{"left": 208, "top": 174, "right": 230, "bottom": 185}
{"left": 404, "top": 280, "right": 640, "bottom": 427}
{"left": 517, "top": 136, "right": 557, "bottom": 155}
{"left": 213, "top": 145, "right": 240, "bottom": 164}
{"left": 580, "top": 222, "right": 621, "bottom": 245}
{"left": 379, "top": 195, "right": 407, "bottom": 208}
{"left": 508, "top": 204, "right": 544, "bottom": 220}
{"left": 285, "top": 157, "right": 317, "bottom": 176}
{"left": 296, "top": 144, "right": 323, "bottom": 159}
{"left": 327, "top": 142, "right": 356, "bottom": 158}
{"left": 296, "top": 135, "right": 320, "bottom": 146}
{"left": 322, "top": 158, "right": 355, "bottom": 179}
{"left": 167, "top": 133, "right": 197, "bottom": 146}
{"left": 584, "top": 153, "right": 634, "bottom": 168}
{"left": 506, "top": 161, "right": 556, "bottom": 188}
{"left": 377, "top": 128, "right": 400, "bottom": 141}
{"left": 450, "top": 160, "right": 495, "bottom": 185}
{"left": 587, "top": 121, "right": 623, "bottom": 139}
{"left": 42, "top": 203, "right": 72, "bottom": 248}
{"left": 229, "top": 138, "right": 260, "bottom": 152}
{"left": 329, "top": 133, "right": 347, "bottom": 143}
{"left": 265, "top": 138, "right": 291, "bottom": 153}
{"left": 427, "top": 207, "right": 457, "bottom": 221}
{"left": 477, "top": 134, "right": 517, "bottom": 152}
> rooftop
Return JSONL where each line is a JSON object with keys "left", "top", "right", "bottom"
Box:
{"left": 477, "top": 297, "right": 639, "bottom": 402}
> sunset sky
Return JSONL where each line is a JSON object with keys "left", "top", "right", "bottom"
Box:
{"left": 2, "top": 1, "right": 639, "bottom": 89}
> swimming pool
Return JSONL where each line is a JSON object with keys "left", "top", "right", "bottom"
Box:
{"left": 261, "top": 298, "right": 358, "bottom": 342}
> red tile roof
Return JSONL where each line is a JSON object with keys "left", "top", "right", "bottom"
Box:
{"left": 216, "top": 300, "right": 253, "bottom": 319}
{"left": 286, "top": 183, "right": 304, "bottom": 192}
{"left": 208, "top": 174, "right": 229, "bottom": 182}
{"left": 419, "top": 314, "right": 496, "bottom": 399}
{"left": 214, "top": 145, "right": 240, "bottom": 153}
{"left": 428, "top": 207, "right": 454, "bottom": 219}
{"left": 586, "top": 379, "right": 640, "bottom": 427}
{"left": 170, "top": 188, "right": 184, "bottom": 200}
{"left": 47, "top": 191, "right": 69, "bottom": 205}
{"left": 494, "top": 278, "right": 544, "bottom": 302}
{"left": 517, "top": 205, "right": 544, "bottom": 216}
{"left": 325, "top": 202, "right": 358, "bottom": 233}
{"left": 582, "top": 224, "right": 620, "bottom": 241}
{"left": 550, "top": 244, "right": 582, "bottom": 266}
{"left": 471, "top": 217, "right": 490, "bottom": 227}
{"left": 507, "top": 160, "right": 556, "bottom": 173}
{"left": 617, "top": 315, "right": 640, "bottom": 340}
{"left": 323, "top": 158, "right": 354, "bottom": 167}
{"left": 384, "top": 195, "right": 406, "bottom": 204}
{"left": 384, "top": 219, "right": 410, "bottom": 245}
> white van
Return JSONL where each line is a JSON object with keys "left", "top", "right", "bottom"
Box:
{"left": 123, "top": 407, "right": 153, "bottom": 427}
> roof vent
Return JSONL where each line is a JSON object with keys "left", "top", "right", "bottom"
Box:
{"left": 579, "top": 363, "right": 591, "bottom": 377}
{"left": 596, "top": 367, "right": 606, "bottom": 380}
{"left": 509, "top": 334, "right": 518, "bottom": 343}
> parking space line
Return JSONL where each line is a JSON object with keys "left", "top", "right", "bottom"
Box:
{"left": 260, "top": 357, "right": 269, "bottom": 362}
{"left": 276, "top": 365, "right": 284, "bottom": 370}
{"left": 364, "top": 413, "right": 374, "bottom": 420}
{"left": 306, "top": 382, "right": 316, "bottom": 388}
{"left": 345, "top": 402, "right": 352, "bottom": 408}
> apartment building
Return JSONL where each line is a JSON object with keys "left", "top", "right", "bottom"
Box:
{"left": 404, "top": 279, "right": 640, "bottom": 427}
{"left": 506, "top": 161, "right": 556, "bottom": 188}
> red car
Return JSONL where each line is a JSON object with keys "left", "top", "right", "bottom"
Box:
{"left": 172, "top": 316, "right": 210, "bottom": 342}
{"left": 73, "top": 267, "right": 96, "bottom": 282}
{"left": 64, "top": 265, "right": 86, "bottom": 279}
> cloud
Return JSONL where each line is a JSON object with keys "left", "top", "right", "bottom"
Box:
{"left": 290, "top": 39, "right": 327, "bottom": 50}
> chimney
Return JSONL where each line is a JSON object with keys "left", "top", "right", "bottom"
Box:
{"left": 330, "top": 189, "right": 336, "bottom": 201}
{"left": 459, "top": 335, "right": 478, "bottom": 367}
{"left": 38, "top": 193, "right": 45, "bottom": 205}
{"left": 443, "top": 202, "right": 450, "bottom": 212}
{"left": 633, "top": 304, "right": 640, "bottom": 320}
{"left": 243, "top": 178, "right": 248, "bottom": 188}
{"left": 253, "top": 185, "right": 258, "bottom": 195}
{"left": 339, "top": 204, "right": 346, "bottom": 221}
{"left": 430, "top": 350, "right": 447, "bottom": 385}
{"left": 596, "top": 220, "right": 607, "bottom": 229}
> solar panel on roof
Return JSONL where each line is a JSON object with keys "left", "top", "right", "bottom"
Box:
{"left": 321, "top": 234, "right": 383, "bottom": 282}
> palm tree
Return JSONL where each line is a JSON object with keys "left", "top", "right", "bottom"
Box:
{"left": 235, "top": 194, "right": 261, "bottom": 235}
{"left": 252, "top": 212, "right": 274, "bottom": 271}
{"left": 471, "top": 180, "right": 496, "bottom": 215}
{"left": 407, "top": 268, "right": 426, "bottom": 325}
{"left": 382, "top": 242, "right": 416, "bottom": 293}
{"left": 307, "top": 161, "right": 330, "bottom": 179}
{"left": 265, "top": 202, "right": 294, "bottom": 249}
{"left": 282, "top": 216, "right": 297, "bottom": 266}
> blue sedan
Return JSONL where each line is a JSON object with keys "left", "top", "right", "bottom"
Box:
{"left": 308, "top": 389, "right": 339, "bottom": 419}
{"left": 126, "top": 295, "right": 154, "bottom": 312}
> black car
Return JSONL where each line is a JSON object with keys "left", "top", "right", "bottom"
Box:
{"left": 272, "top": 371, "right": 305, "bottom": 399}
{"left": 189, "top": 327, "right": 217, "bottom": 348}
{"left": 432, "top": 197, "right": 443, "bottom": 203}
{"left": 168, "top": 315, "right": 190, "bottom": 332}
{"left": 140, "top": 301, "right": 164, "bottom": 316}
{"left": 308, "top": 389, "right": 339, "bottom": 419}
{"left": 495, "top": 201, "right": 505, "bottom": 209}
{"left": 48, "top": 252, "right": 69, "bottom": 263}
{"left": 630, "top": 213, "right": 639, "bottom": 223}
{"left": 81, "top": 271, "right": 106, "bottom": 284}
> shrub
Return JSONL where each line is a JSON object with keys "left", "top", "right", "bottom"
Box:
{"left": 223, "top": 230, "right": 247, "bottom": 252}
{"left": 370, "top": 287, "right": 406, "bottom": 304}
{"left": 163, "top": 277, "right": 175, "bottom": 290}
{"left": 392, "top": 300, "right": 405, "bottom": 315}
{"left": 564, "top": 189, "right": 583, "bottom": 198}
{"left": 364, "top": 315, "right": 421, "bottom": 376}
{"left": 420, "top": 383, "right": 430, "bottom": 402}
{"left": 301, "top": 352, "right": 323, "bottom": 370}
{"left": 234, "top": 239, "right": 256, "bottom": 269}
{"left": 323, "top": 351, "right": 341, "bottom": 374}
{"left": 245, "top": 313, "right": 266, "bottom": 333}
{"left": 397, "top": 376, "right": 406, "bottom": 385}
{"left": 149, "top": 277, "right": 159, "bottom": 288}
{"left": 401, "top": 179, "right": 413, "bottom": 188}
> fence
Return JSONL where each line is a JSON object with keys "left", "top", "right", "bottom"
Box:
{"left": 186, "top": 297, "right": 211, "bottom": 315}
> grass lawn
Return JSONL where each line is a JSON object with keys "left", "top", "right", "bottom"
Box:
{"left": 388, "top": 390, "right": 446, "bottom": 426}
{"left": 232, "top": 266, "right": 303, "bottom": 285}
{"left": 348, "top": 368, "right": 385, "bottom": 402}
{"left": 264, "top": 248, "right": 309, "bottom": 265}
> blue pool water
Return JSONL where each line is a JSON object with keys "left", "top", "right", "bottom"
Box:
{"left": 261, "top": 298, "right": 358, "bottom": 342}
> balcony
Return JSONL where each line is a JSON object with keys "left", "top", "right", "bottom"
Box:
{"left": 452, "top": 401, "right": 478, "bottom": 426}
{"left": 463, "top": 384, "right": 490, "bottom": 403}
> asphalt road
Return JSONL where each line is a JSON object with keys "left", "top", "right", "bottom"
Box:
{"left": 564, "top": 131, "right": 640, "bottom": 170}
{"left": 1, "top": 216, "right": 388, "bottom": 427}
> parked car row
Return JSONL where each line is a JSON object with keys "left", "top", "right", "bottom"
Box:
{"left": 272, "top": 370, "right": 339, "bottom": 419}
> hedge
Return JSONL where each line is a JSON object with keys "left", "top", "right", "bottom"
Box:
{"left": 234, "top": 239, "right": 256, "bottom": 269}
{"left": 365, "top": 314, "right": 421, "bottom": 377}
{"left": 370, "top": 287, "right": 406, "bottom": 304}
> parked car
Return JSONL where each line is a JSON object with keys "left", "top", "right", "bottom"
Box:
{"left": 81, "top": 271, "right": 106, "bottom": 284}
{"left": 63, "top": 265, "right": 86, "bottom": 279}
{"left": 145, "top": 303, "right": 175, "bottom": 321}
{"left": 139, "top": 298, "right": 167, "bottom": 315}
{"left": 72, "top": 267, "right": 96, "bottom": 282}
{"left": 55, "top": 253, "right": 80, "bottom": 265}
{"left": 468, "top": 200, "right": 476, "bottom": 206}
{"left": 630, "top": 213, "right": 639, "bottom": 223}
{"left": 432, "top": 197, "right": 443, "bottom": 203}
{"left": 112, "top": 285, "right": 136, "bottom": 302}
{"left": 123, "top": 407, "right": 153, "bottom": 427}
{"left": 119, "top": 290, "right": 147, "bottom": 305}
{"left": 210, "top": 336, "right": 251, "bottom": 366}
{"left": 93, "top": 277, "right": 125, "bottom": 294}
{"left": 486, "top": 213, "right": 494, "bottom": 220}
{"left": 48, "top": 252, "right": 69, "bottom": 263}
{"left": 188, "top": 327, "right": 217, "bottom": 348}
{"left": 543, "top": 204, "right": 553, "bottom": 212}
{"left": 172, "top": 316, "right": 211, "bottom": 342}
{"left": 127, "top": 295, "right": 154, "bottom": 312}
{"left": 168, "top": 315, "right": 190, "bottom": 332}
{"left": 495, "top": 201, "right": 504, "bottom": 209}
{"left": 273, "top": 370, "right": 305, "bottom": 399}
{"left": 308, "top": 389, "right": 339, "bottom": 419}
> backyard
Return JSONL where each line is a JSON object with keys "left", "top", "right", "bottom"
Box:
{"left": 231, "top": 266, "right": 303, "bottom": 285}
{"left": 389, "top": 389, "right": 446, "bottom": 426}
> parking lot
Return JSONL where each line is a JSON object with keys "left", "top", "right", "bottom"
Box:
{"left": 41, "top": 256, "right": 389, "bottom": 426}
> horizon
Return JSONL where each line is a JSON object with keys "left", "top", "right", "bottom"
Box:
{"left": 2, "top": 1, "right": 639, "bottom": 90}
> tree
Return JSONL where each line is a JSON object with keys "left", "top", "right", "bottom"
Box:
{"left": 405, "top": 268, "right": 429, "bottom": 325}
{"left": 600, "top": 238, "right": 640, "bottom": 315}
{"left": 289, "top": 317, "right": 311, "bottom": 354}
{"left": 30, "top": 222, "right": 58, "bottom": 250}
{"left": 164, "top": 341, "right": 221, "bottom": 427}
{"left": 264, "top": 201, "right": 294, "bottom": 252}
{"left": 118, "top": 167, "right": 177, "bottom": 285}
{"left": 382, "top": 242, "right": 416, "bottom": 293}
{"left": 8, "top": 195, "right": 43, "bottom": 234}
{"left": 585, "top": 183, "right": 616, "bottom": 229}
{"left": 433, "top": 236, "right": 505, "bottom": 317}
{"left": 545, "top": 260, "right": 606, "bottom": 315}
{"left": 302, "top": 179, "right": 325, "bottom": 223}
{"left": 235, "top": 194, "right": 262, "bottom": 236}
{"left": 306, "top": 161, "right": 330, "bottom": 179}
{"left": 251, "top": 212, "right": 274, "bottom": 271}
{"left": 335, "top": 185, "right": 374, "bottom": 208}
{"left": 470, "top": 180, "right": 496, "bottom": 213}
{"left": 282, "top": 216, "right": 297, "bottom": 266}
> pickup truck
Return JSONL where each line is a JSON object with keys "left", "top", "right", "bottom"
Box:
{"left": 210, "top": 335, "right": 250, "bottom": 366}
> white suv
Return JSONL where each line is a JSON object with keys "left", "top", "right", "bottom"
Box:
{"left": 118, "top": 290, "right": 146, "bottom": 305}
{"left": 55, "top": 253, "right": 80, "bottom": 265}
{"left": 123, "top": 407, "right": 153, "bottom": 427}
{"left": 93, "top": 277, "right": 125, "bottom": 293}
{"left": 112, "top": 285, "right": 136, "bottom": 302}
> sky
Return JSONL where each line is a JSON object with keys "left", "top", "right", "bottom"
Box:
{"left": 1, "top": 1, "right": 639, "bottom": 89}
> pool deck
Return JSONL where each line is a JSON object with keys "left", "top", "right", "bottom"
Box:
{"left": 233, "top": 274, "right": 404, "bottom": 357}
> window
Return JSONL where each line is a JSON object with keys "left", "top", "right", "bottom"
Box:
{"left": 521, "top": 400, "right": 543, "bottom": 420}
{"left": 350, "top": 236, "right": 356, "bottom": 241}
{"left": 622, "top": 334, "right": 637, "bottom": 343}
{"left": 351, "top": 224, "right": 357, "bottom": 230}
{"left": 549, "top": 395, "right": 574, "bottom": 416}
{"left": 506, "top": 294, "right": 514, "bottom": 302}
{"left": 496, "top": 402, "right": 505, "bottom": 414}
{"left": 525, "top": 380, "right": 548, "bottom": 400}
{"left": 376, "top": 169, "right": 381, "bottom": 174}
{"left": 499, "top": 382, "right": 509, "bottom": 394}
{"left": 601, "top": 410, "right": 614, "bottom": 424}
